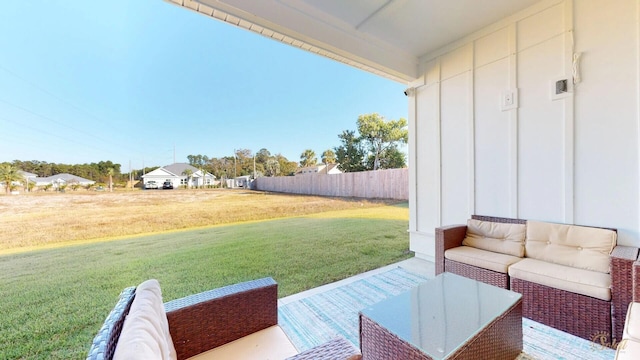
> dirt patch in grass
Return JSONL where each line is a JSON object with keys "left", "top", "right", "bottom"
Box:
{"left": 0, "top": 189, "right": 399, "bottom": 253}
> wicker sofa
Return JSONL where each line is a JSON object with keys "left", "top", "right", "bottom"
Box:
{"left": 435, "top": 215, "right": 639, "bottom": 345}
{"left": 616, "top": 260, "right": 640, "bottom": 358}
{"left": 87, "top": 277, "right": 360, "bottom": 360}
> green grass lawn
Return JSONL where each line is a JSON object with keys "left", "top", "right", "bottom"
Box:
{"left": 0, "top": 203, "right": 410, "bottom": 359}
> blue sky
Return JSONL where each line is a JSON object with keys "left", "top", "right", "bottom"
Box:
{"left": 0, "top": 0, "right": 408, "bottom": 170}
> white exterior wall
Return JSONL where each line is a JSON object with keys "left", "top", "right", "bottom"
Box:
{"left": 409, "top": 0, "right": 640, "bottom": 260}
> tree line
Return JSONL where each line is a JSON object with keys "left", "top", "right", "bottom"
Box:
{"left": 2, "top": 113, "right": 407, "bottom": 186}
{"left": 190, "top": 113, "right": 407, "bottom": 178}
{"left": 4, "top": 160, "right": 128, "bottom": 183}
{"left": 298, "top": 113, "right": 408, "bottom": 173}
{"left": 187, "top": 150, "right": 299, "bottom": 179}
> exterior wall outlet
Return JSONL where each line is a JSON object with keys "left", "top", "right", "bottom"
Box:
{"left": 550, "top": 77, "right": 571, "bottom": 100}
{"left": 501, "top": 89, "right": 518, "bottom": 111}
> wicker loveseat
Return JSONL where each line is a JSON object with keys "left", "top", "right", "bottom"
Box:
{"left": 615, "top": 260, "right": 640, "bottom": 358}
{"left": 435, "top": 215, "right": 639, "bottom": 345}
{"left": 87, "top": 277, "right": 360, "bottom": 360}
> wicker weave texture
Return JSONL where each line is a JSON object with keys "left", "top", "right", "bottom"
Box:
{"left": 86, "top": 287, "right": 135, "bottom": 360}
{"left": 448, "top": 300, "right": 522, "bottom": 360}
{"left": 634, "top": 261, "right": 640, "bottom": 302}
{"left": 611, "top": 246, "right": 639, "bottom": 343}
{"left": 359, "top": 300, "right": 522, "bottom": 360}
{"left": 166, "top": 278, "right": 278, "bottom": 359}
{"left": 435, "top": 225, "right": 467, "bottom": 275}
{"left": 445, "top": 259, "right": 509, "bottom": 289}
{"left": 471, "top": 215, "right": 526, "bottom": 225}
{"left": 511, "top": 278, "right": 612, "bottom": 345}
{"left": 360, "top": 315, "right": 431, "bottom": 360}
{"left": 287, "top": 337, "right": 360, "bottom": 360}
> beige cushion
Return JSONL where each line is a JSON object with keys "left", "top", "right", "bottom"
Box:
{"left": 462, "top": 219, "right": 526, "bottom": 257}
{"left": 525, "top": 221, "right": 616, "bottom": 274}
{"left": 623, "top": 302, "right": 640, "bottom": 340}
{"left": 508, "top": 258, "right": 611, "bottom": 301}
{"left": 616, "top": 338, "right": 640, "bottom": 359}
{"left": 187, "top": 325, "right": 298, "bottom": 360}
{"left": 114, "top": 279, "right": 177, "bottom": 360}
{"left": 445, "top": 246, "right": 523, "bottom": 273}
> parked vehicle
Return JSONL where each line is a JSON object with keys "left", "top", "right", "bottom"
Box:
{"left": 162, "top": 181, "right": 173, "bottom": 189}
{"left": 145, "top": 181, "right": 158, "bottom": 189}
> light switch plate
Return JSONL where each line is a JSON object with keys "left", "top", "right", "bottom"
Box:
{"left": 501, "top": 89, "right": 518, "bottom": 111}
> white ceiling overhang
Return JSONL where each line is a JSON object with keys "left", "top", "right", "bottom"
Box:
{"left": 165, "top": 0, "right": 540, "bottom": 83}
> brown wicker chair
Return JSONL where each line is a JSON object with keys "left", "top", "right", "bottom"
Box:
{"left": 87, "top": 277, "right": 360, "bottom": 360}
{"left": 436, "top": 215, "right": 639, "bottom": 345}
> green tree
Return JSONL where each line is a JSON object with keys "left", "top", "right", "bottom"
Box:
{"left": 265, "top": 159, "right": 280, "bottom": 177}
{"left": 321, "top": 149, "right": 337, "bottom": 174}
{"left": 255, "top": 148, "right": 271, "bottom": 165}
{"left": 0, "top": 164, "right": 23, "bottom": 194}
{"left": 276, "top": 154, "right": 298, "bottom": 176}
{"left": 366, "top": 145, "right": 406, "bottom": 169}
{"left": 187, "top": 154, "right": 209, "bottom": 168}
{"left": 334, "top": 130, "right": 366, "bottom": 172}
{"left": 321, "top": 149, "right": 336, "bottom": 165}
{"left": 357, "top": 113, "right": 408, "bottom": 170}
{"left": 299, "top": 149, "right": 317, "bottom": 167}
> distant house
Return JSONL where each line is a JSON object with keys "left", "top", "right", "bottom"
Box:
{"left": 33, "top": 173, "right": 95, "bottom": 189}
{"left": 141, "top": 163, "right": 215, "bottom": 189}
{"left": 295, "top": 163, "right": 342, "bottom": 176}
{"left": 233, "top": 175, "right": 252, "bottom": 188}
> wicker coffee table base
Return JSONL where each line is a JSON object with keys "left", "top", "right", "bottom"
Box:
{"left": 360, "top": 300, "right": 523, "bottom": 360}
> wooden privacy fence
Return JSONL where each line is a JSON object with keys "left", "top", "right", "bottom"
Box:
{"left": 254, "top": 168, "right": 408, "bottom": 200}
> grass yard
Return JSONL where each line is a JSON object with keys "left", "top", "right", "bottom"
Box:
{"left": 0, "top": 189, "right": 396, "bottom": 254}
{"left": 0, "top": 192, "right": 410, "bottom": 359}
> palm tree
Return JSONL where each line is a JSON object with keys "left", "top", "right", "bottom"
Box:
{"left": 321, "top": 149, "right": 336, "bottom": 173}
{"left": 107, "top": 168, "right": 114, "bottom": 192}
{"left": 0, "top": 164, "right": 23, "bottom": 194}
{"left": 299, "top": 149, "right": 317, "bottom": 167}
{"left": 182, "top": 169, "right": 193, "bottom": 189}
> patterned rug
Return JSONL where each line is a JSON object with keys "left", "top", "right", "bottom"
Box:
{"left": 278, "top": 267, "right": 616, "bottom": 360}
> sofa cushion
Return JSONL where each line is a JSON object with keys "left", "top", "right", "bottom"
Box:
{"left": 616, "top": 338, "right": 640, "bottom": 360}
{"left": 624, "top": 302, "right": 640, "bottom": 341}
{"left": 445, "top": 246, "right": 523, "bottom": 273}
{"left": 525, "top": 221, "right": 616, "bottom": 274}
{"left": 462, "top": 219, "right": 526, "bottom": 257}
{"left": 113, "top": 279, "right": 177, "bottom": 360}
{"left": 508, "top": 258, "right": 611, "bottom": 301}
{"left": 187, "top": 325, "right": 298, "bottom": 360}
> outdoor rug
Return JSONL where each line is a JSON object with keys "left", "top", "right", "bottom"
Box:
{"left": 278, "top": 267, "right": 616, "bottom": 360}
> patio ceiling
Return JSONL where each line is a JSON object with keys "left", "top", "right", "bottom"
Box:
{"left": 167, "top": 0, "right": 540, "bottom": 83}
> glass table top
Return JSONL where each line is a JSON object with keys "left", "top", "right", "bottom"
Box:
{"left": 360, "top": 272, "right": 522, "bottom": 360}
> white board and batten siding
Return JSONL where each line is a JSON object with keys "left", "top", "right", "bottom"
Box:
{"left": 409, "top": 0, "right": 640, "bottom": 260}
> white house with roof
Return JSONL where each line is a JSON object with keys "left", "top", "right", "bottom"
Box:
{"left": 295, "top": 164, "right": 342, "bottom": 176}
{"left": 168, "top": 0, "right": 640, "bottom": 261}
{"left": 33, "top": 173, "right": 95, "bottom": 189}
{"left": 142, "top": 163, "right": 215, "bottom": 189}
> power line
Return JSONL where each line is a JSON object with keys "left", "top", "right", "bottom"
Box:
{"left": 0, "top": 64, "right": 147, "bottom": 160}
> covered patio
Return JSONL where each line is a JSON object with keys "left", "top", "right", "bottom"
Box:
{"left": 276, "top": 257, "right": 616, "bottom": 359}
{"left": 164, "top": 0, "right": 639, "bottom": 270}
{"left": 119, "top": 0, "right": 639, "bottom": 358}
